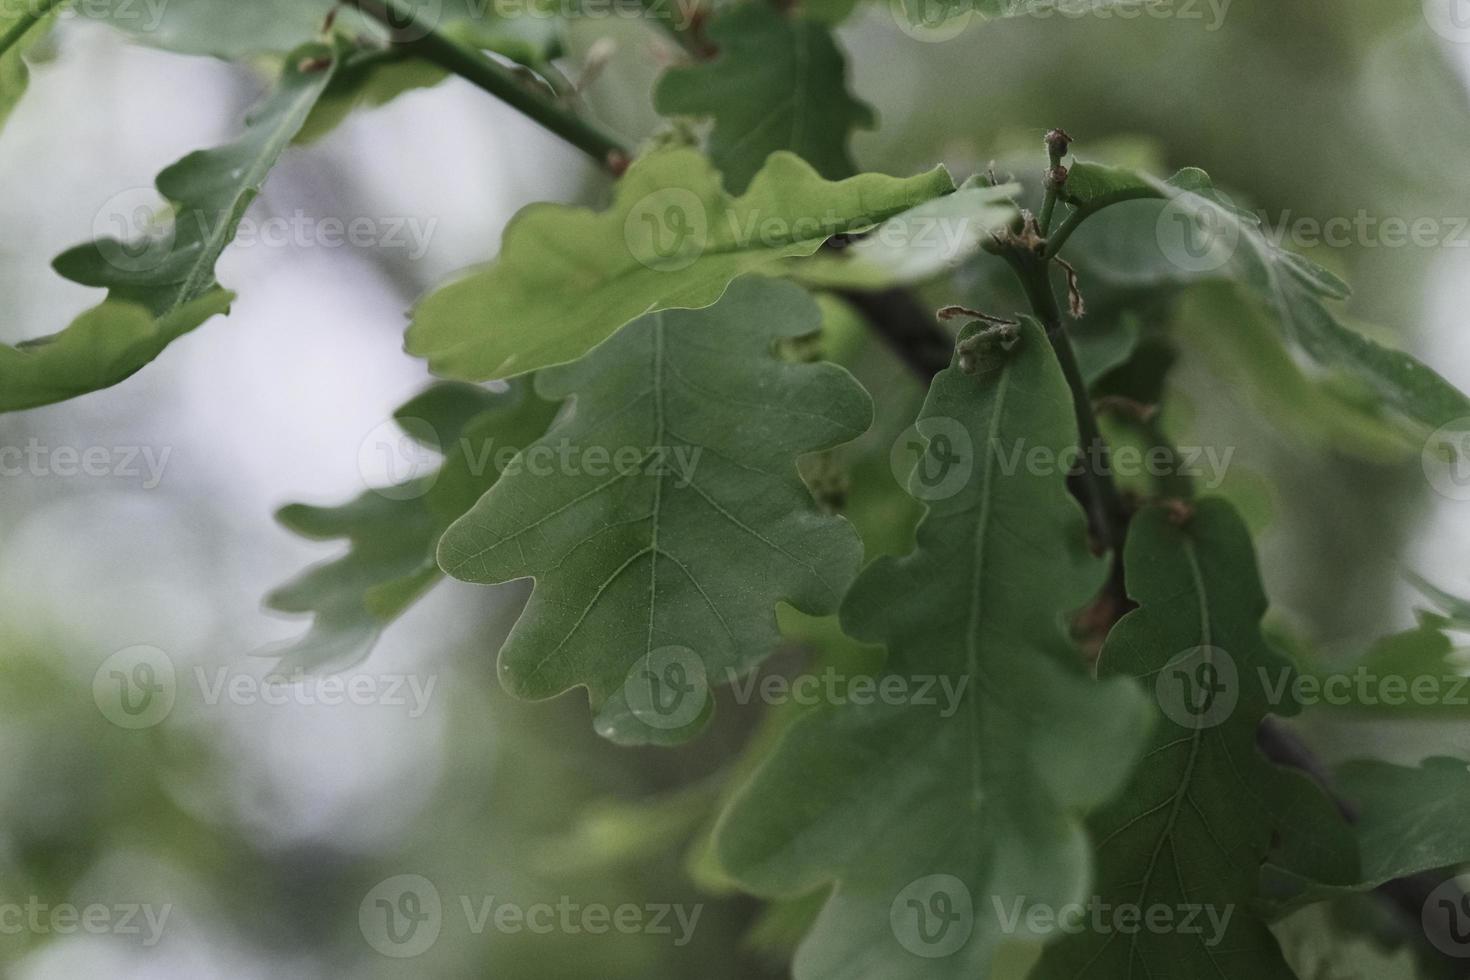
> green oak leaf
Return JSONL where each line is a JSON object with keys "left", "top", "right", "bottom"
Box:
{"left": 1056, "top": 161, "right": 1470, "bottom": 436}
{"left": 715, "top": 317, "right": 1152, "bottom": 979}
{"left": 892, "top": 0, "right": 1153, "bottom": 34}
{"left": 267, "top": 382, "right": 557, "bottom": 673}
{"left": 436, "top": 277, "right": 873, "bottom": 745}
{"left": 1274, "top": 901, "right": 1426, "bottom": 980}
{"left": 789, "top": 177, "right": 1020, "bottom": 289}
{"left": 1, "top": 43, "right": 339, "bottom": 412}
{"left": 1032, "top": 499, "right": 1356, "bottom": 979}
{"left": 654, "top": 5, "right": 874, "bottom": 194}
{"left": 0, "top": 0, "right": 59, "bottom": 132}
{"left": 1276, "top": 577, "right": 1470, "bottom": 720}
{"left": 406, "top": 148, "right": 954, "bottom": 381}
{"left": 1336, "top": 757, "right": 1470, "bottom": 889}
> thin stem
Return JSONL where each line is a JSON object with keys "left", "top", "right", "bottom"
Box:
{"left": 1002, "top": 248, "right": 1127, "bottom": 555}
{"left": 1042, "top": 209, "right": 1085, "bottom": 259}
{"left": 348, "top": 0, "right": 631, "bottom": 171}
{"left": 1038, "top": 187, "right": 1059, "bottom": 236}
{"left": 0, "top": 0, "right": 68, "bottom": 58}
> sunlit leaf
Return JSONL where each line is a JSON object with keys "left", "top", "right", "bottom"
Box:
{"left": 407, "top": 149, "right": 953, "bottom": 380}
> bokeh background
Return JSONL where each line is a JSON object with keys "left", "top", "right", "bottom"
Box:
{"left": 1, "top": 1, "right": 1469, "bottom": 976}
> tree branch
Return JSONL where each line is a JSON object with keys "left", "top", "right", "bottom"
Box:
{"left": 347, "top": 0, "right": 632, "bottom": 172}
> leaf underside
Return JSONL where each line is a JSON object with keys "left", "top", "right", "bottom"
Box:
{"left": 267, "top": 382, "right": 557, "bottom": 673}
{"left": 1, "top": 42, "right": 338, "bottom": 412}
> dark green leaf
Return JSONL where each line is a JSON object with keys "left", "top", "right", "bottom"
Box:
{"left": 268, "top": 382, "right": 558, "bottom": 673}
{"left": 654, "top": 5, "right": 873, "bottom": 194}
{"left": 1033, "top": 499, "right": 1356, "bottom": 979}
{"left": 1056, "top": 162, "right": 1470, "bottom": 437}
{"left": 436, "top": 277, "right": 873, "bottom": 744}
{"left": 716, "top": 317, "right": 1152, "bottom": 979}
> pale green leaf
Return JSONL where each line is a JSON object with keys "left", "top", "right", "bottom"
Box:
{"left": 267, "top": 382, "right": 557, "bottom": 673}
{"left": 1, "top": 42, "right": 339, "bottom": 412}
{"left": 789, "top": 178, "right": 1020, "bottom": 289}
{"left": 654, "top": 5, "right": 874, "bottom": 194}
{"left": 1056, "top": 161, "right": 1470, "bottom": 437}
{"left": 407, "top": 148, "right": 954, "bottom": 381}
{"left": 436, "top": 277, "right": 873, "bottom": 744}
{"left": 1033, "top": 499, "right": 1356, "bottom": 979}
{"left": 715, "top": 317, "right": 1152, "bottom": 979}
{"left": 0, "top": 0, "right": 59, "bottom": 132}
